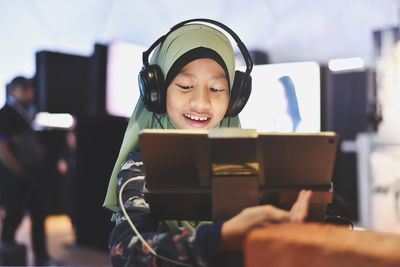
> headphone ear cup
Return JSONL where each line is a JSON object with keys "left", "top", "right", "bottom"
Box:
{"left": 225, "top": 71, "right": 252, "bottom": 117}
{"left": 138, "top": 64, "right": 166, "bottom": 113}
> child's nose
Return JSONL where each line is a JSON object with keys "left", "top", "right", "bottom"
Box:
{"left": 189, "top": 87, "right": 211, "bottom": 111}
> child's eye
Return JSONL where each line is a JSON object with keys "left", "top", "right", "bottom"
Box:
{"left": 210, "top": 87, "right": 225, "bottom": 92}
{"left": 177, "top": 84, "right": 193, "bottom": 90}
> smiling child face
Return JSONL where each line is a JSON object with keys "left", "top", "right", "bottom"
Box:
{"left": 166, "top": 58, "right": 230, "bottom": 129}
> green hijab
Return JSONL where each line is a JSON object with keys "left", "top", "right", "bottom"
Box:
{"left": 103, "top": 23, "right": 241, "bottom": 211}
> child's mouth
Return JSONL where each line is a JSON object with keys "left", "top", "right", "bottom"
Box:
{"left": 183, "top": 113, "right": 211, "bottom": 128}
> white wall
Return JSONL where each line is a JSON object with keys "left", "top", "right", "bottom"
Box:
{"left": 0, "top": 0, "right": 397, "bottom": 106}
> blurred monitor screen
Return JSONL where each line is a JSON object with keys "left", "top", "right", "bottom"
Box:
{"left": 106, "top": 41, "right": 145, "bottom": 118}
{"left": 239, "top": 62, "right": 321, "bottom": 132}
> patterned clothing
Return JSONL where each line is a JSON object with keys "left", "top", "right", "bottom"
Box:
{"left": 108, "top": 152, "right": 224, "bottom": 267}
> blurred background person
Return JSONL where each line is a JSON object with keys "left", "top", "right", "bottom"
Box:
{"left": 56, "top": 129, "right": 78, "bottom": 233}
{"left": 0, "top": 76, "right": 50, "bottom": 265}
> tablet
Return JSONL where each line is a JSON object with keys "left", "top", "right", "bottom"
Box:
{"left": 140, "top": 129, "right": 211, "bottom": 188}
{"left": 140, "top": 129, "right": 337, "bottom": 189}
{"left": 139, "top": 129, "right": 338, "bottom": 220}
{"left": 257, "top": 132, "right": 338, "bottom": 187}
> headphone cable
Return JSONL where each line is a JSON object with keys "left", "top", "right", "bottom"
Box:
{"left": 153, "top": 113, "right": 164, "bottom": 129}
{"left": 119, "top": 177, "right": 192, "bottom": 266}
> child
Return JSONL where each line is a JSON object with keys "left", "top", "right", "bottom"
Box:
{"left": 103, "top": 19, "right": 312, "bottom": 267}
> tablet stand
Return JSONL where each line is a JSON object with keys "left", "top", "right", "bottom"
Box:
{"left": 212, "top": 175, "right": 259, "bottom": 221}
{"left": 209, "top": 130, "right": 260, "bottom": 220}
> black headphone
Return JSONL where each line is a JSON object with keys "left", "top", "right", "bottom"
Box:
{"left": 138, "top": 18, "right": 253, "bottom": 117}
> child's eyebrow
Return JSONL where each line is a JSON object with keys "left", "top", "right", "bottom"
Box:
{"left": 177, "top": 72, "right": 227, "bottom": 81}
{"left": 211, "top": 74, "right": 227, "bottom": 80}
{"left": 176, "top": 72, "right": 195, "bottom": 79}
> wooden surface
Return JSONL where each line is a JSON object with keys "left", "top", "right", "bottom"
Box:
{"left": 245, "top": 223, "right": 400, "bottom": 267}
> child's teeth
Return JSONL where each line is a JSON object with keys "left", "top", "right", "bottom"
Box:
{"left": 185, "top": 114, "right": 208, "bottom": 121}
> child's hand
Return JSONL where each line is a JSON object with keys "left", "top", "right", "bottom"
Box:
{"left": 289, "top": 189, "right": 312, "bottom": 222}
{"left": 220, "top": 189, "right": 312, "bottom": 251}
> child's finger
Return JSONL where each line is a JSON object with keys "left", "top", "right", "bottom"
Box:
{"left": 290, "top": 190, "right": 312, "bottom": 222}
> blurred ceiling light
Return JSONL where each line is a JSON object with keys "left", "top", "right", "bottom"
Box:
{"left": 328, "top": 57, "right": 365, "bottom": 72}
{"left": 35, "top": 112, "right": 75, "bottom": 129}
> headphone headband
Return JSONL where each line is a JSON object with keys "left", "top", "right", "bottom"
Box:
{"left": 142, "top": 18, "right": 253, "bottom": 75}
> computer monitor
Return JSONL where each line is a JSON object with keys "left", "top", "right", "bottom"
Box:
{"left": 239, "top": 62, "right": 321, "bottom": 132}
{"left": 140, "top": 129, "right": 338, "bottom": 221}
{"left": 106, "top": 41, "right": 146, "bottom": 118}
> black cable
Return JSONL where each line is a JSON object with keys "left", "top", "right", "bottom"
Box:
{"left": 323, "top": 215, "right": 354, "bottom": 230}
{"left": 153, "top": 113, "right": 164, "bottom": 129}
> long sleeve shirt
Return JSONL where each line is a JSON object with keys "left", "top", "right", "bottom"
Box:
{"left": 108, "top": 152, "right": 226, "bottom": 267}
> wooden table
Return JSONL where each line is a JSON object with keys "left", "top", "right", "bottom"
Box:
{"left": 245, "top": 223, "right": 400, "bottom": 267}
